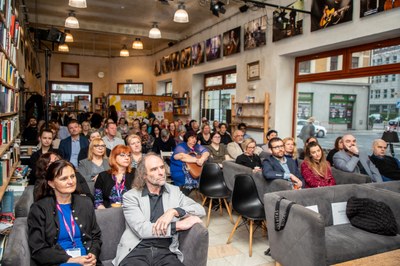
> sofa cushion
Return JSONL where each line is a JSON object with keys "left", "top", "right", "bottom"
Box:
{"left": 95, "top": 207, "right": 125, "bottom": 261}
{"left": 325, "top": 224, "right": 400, "bottom": 265}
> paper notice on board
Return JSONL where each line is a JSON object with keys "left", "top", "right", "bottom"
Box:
{"left": 332, "top": 202, "right": 350, "bottom": 225}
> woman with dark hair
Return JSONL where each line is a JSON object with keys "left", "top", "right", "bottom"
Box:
{"left": 150, "top": 124, "right": 162, "bottom": 140}
{"left": 28, "top": 160, "right": 102, "bottom": 266}
{"left": 94, "top": 145, "right": 135, "bottom": 209}
{"left": 138, "top": 122, "right": 154, "bottom": 153}
{"left": 326, "top": 136, "right": 343, "bottom": 166}
{"left": 170, "top": 131, "right": 210, "bottom": 195}
{"left": 299, "top": 136, "right": 319, "bottom": 160}
{"left": 206, "top": 132, "right": 229, "bottom": 166}
{"left": 301, "top": 142, "right": 336, "bottom": 188}
{"left": 108, "top": 105, "right": 118, "bottom": 123}
{"left": 34, "top": 152, "right": 93, "bottom": 202}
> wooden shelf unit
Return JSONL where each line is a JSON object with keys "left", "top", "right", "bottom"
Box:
{"left": 231, "top": 92, "right": 270, "bottom": 143}
{"left": 173, "top": 92, "right": 190, "bottom": 117}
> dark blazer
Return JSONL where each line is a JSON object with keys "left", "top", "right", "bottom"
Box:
{"left": 28, "top": 147, "right": 59, "bottom": 185}
{"left": 59, "top": 136, "right": 89, "bottom": 161}
{"left": 262, "top": 156, "right": 304, "bottom": 184}
{"left": 28, "top": 194, "right": 102, "bottom": 266}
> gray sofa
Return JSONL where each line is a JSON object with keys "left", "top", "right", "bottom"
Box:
{"left": 222, "top": 160, "right": 291, "bottom": 200}
{"left": 365, "top": 180, "right": 400, "bottom": 193}
{"left": 263, "top": 184, "right": 400, "bottom": 266}
{"left": 3, "top": 207, "right": 209, "bottom": 266}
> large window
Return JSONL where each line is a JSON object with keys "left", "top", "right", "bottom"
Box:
{"left": 49, "top": 81, "right": 92, "bottom": 112}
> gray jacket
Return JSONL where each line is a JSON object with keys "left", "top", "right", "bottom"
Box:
{"left": 333, "top": 150, "right": 382, "bottom": 182}
{"left": 113, "top": 183, "right": 205, "bottom": 266}
{"left": 78, "top": 158, "right": 110, "bottom": 182}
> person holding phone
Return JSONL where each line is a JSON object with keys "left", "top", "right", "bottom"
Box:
{"left": 333, "top": 134, "right": 382, "bottom": 182}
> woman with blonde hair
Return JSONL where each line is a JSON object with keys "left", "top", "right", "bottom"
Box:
{"left": 300, "top": 142, "right": 336, "bottom": 188}
{"left": 235, "top": 138, "right": 262, "bottom": 172}
{"left": 78, "top": 138, "right": 110, "bottom": 183}
{"left": 126, "top": 134, "right": 145, "bottom": 169}
{"left": 283, "top": 137, "right": 299, "bottom": 167}
{"left": 94, "top": 145, "right": 135, "bottom": 209}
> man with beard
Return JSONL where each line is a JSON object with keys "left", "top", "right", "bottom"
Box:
{"left": 333, "top": 134, "right": 382, "bottom": 182}
{"left": 113, "top": 153, "right": 205, "bottom": 266}
{"left": 262, "top": 137, "right": 303, "bottom": 189}
{"left": 227, "top": 129, "right": 245, "bottom": 160}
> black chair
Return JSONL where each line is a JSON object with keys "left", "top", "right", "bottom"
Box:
{"left": 199, "top": 162, "right": 233, "bottom": 227}
{"left": 226, "top": 174, "right": 266, "bottom": 256}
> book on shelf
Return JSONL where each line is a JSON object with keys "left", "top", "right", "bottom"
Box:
{"left": 0, "top": 190, "right": 13, "bottom": 214}
{"left": 0, "top": 116, "right": 19, "bottom": 145}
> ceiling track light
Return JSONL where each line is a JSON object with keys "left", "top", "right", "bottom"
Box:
{"left": 132, "top": 38, "right": 143, "bottom": 50}
{"left": 69, "top": 0, "right": 87, "bottom": 8}
{"left": 64, "top": 29, "right": 74, "bottom": 42}
{"left": 174, "top": 3, "right": 189, "bottom": 23}
{"left": 149, "top": 23, "right": 161, "bottom": 39}
{"left": 120, "top": 45, "right": 129, "bottom": 57}
{"left": 210, "top": 1, "right": 226, "bottom": 17}
{"left": 58, "top": 43, "right": 69, "bottom": 52}
{"left": 65, "top": 11, "right": 79, "bottom": 28}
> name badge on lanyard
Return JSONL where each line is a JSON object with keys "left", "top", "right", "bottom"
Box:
{"left": 56, "top": 203, "right": 81, "bottom": 257}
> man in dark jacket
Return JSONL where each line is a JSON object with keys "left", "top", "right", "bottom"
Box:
{"left": 370, "top": 139, "right": 400, "bottom": 181}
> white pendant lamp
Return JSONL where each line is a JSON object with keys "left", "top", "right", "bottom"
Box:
{"left": 132, "top": 38, "right": 144, "bottom": 50}
{"left": 120, "top": 45, "right": 129, "bottom": 57}
{"left": 58, "top": 44, "right": 69, "bottom": 52}
{"left": 65, "top": 11, "right": 79, "bottom": 28}
{"left": 174, "top": 3, "right": 189, "bottom": 23}
{"left": 149, "top": 23, "right": 161, "bottom": 39}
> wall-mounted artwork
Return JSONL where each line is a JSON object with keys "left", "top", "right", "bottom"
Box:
{"left": 170, "top": 51, "right": 180, "bottom": 71}
{"left": 244, "top": 15, "right": 267, "bottom": 51}
{"left": 191, "top": 42, "right": 205, "bottom": 65}
{"left": 161, "top": 55, "right": 170, "bottom": 74}
{"left": 223, "top": 27, "right": 241, "bottom": 56}
{"left": 154, "top": 60, "right": 161, "bottom": 76}
{"left": 61, "top": 62, "right": 79, "bottom": 78}
{"left": 273, "top": 0, "right": 304, "bottom": 42}
{"left": 360, "top": 0, "right": 399, "bottom": 17}
{"left": 117, "top": 83, "right": 144, "bottom": 94}
{"left": 311, "top": 0, "right": 353, "bottom": 31}
{"left": 206, "top": 35, "right": 221, "bottom": 61}
{"left": 180, "top": 47, "right": 192, "bottom": 69}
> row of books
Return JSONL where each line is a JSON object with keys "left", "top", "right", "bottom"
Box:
{"left": 0, "top": 148, "right": 16, "bottom": 186}
{"left": 0, "top": 116, "right": 19, "bottom": 145}
{"left": 0, "top": 53, "right": 18, "bottom": 87}
{"left": 0, "top": 86, "right": 18, "bottom": 113}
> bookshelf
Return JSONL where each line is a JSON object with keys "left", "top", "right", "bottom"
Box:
{"left": 0, "top": 0, "right": 21, "bottom": 202}
{"left": 173, "top": 92, "right": 190, "bottom": 117}
{"left": 231, "top": 92, "right": 270, "bottom": 143}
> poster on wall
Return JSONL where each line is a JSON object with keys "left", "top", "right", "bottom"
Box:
{"left": 223, "top": 27, "right": 241, "bottom": 56}
{"left": 161, "top": 55, "right": 170, "bottom": 74}
{"left": 170, "top": 51, "right": 180, "bottom": 71}
{"left": 329, "top": 94, "right": 356, "bottom": 124}
{"left": 360, "top": 0, "right": 399, "bottom": 17}
{"left": 272, "top": 0, "right": 304, "bottom": 42}
{"left": 192, "top": 42, "right": 205, "bottom": 65}
{"left": 244, "top": 16, "right": 267, "bottom": 51}
{"left": 311, "top": 0, "right": 353, "bottom": 32}
{"left": 297, "top": 93, "right": 313, "bottom": 119}
{"left": 180, "top": 47, "right": 192, "bottom": 69}
{"left": 206, "top": 35, "right": 221, "bottom": 61}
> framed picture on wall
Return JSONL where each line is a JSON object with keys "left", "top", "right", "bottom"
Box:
{"left": 61, "top": 62, "right": 80, "bottom": 78}
{"left": 117, "top": 83, "right": 144, "bottom": 94}
{"left": 247, "top": 61, "right": 260, "bottom": 81}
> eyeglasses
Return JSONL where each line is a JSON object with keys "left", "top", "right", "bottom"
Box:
{"left": 247, "top": 146, "right": 256, "bottom": 149}
{"left": 271, "top": 145, "right": 285, "bottom": 150}
{"left": 94, "top": 144, "right": 106, "bottom": 148}
{"left": 118, "top": 153, "right": 131, "bottom": 158}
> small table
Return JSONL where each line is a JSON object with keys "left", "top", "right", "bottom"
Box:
{"left": 332, "top": 249, "right": 400, "bottom": 266}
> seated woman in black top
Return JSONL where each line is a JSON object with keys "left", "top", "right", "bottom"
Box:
{"left": 326, "top": 136, "right": 343, "bottom": 167}
{"left": 235, "top": 138, "right": 262, "bottom": 173}
{"left": 28, "top": 160, "right": 102, "bottom": 265}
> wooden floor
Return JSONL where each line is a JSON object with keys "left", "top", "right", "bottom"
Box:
{"left": 192, "top": 194, "right": 275, "bottom": 266}
{"left": 332, "top": 249, "right": 400, "bottom": 266}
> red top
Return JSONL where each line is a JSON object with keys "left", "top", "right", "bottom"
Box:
{"left": 300, "top": 160, "right": 336, "bottom": 188}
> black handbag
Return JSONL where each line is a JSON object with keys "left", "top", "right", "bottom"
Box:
{"left": 346, "top": 197, "right": 397, "bottom": 236}
{"left": 274, "top": 197, "right": 296, "bottom": 231}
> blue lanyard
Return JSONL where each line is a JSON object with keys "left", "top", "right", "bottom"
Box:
{"left": 56, "top": 203, "right": 76, "bottom": 247}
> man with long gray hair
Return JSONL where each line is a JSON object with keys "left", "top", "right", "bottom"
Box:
{"left": 113, "top": 153, "right": 205, "bottom": 266}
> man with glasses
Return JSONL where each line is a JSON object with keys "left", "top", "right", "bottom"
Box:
{"left": 262, "top": 137, "right": 303, "bottom": 189}
{"left": 333, "top": 134, "right": 382, "bottom": 182}
{"left": 227, "top": 130, "right": 246, "bottom": 160}
{"left": 369, "top": 139, "right": 400, "bottom": 181}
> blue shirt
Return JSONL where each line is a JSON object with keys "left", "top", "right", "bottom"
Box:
{"left": 170, "top": 142, "right": 208, "bottom": 186}
{"left": 57, "top": 204, "right": 86, "bottom": 256}
{"left": 70, "top": 138, "right": 80, "bottom": 168}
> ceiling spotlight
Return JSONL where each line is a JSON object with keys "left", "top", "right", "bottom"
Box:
{"left": 120, "top": 45, "right": 129, "bottom": 57}
{"left": 210, "top": 1, "right": 226, "bottom": 17}
{"left": 239, "top": 4, "right": 249, "bottom": 13}
{"left": 69, "top": 0, "right": 87, "bottom": 8}
{"left": 174, "top": 3, "right": 189, "bottom": 23}
{"left": 65, "top": 30, "right": 74, "bottom": 42}
{"left": 132, "top": 38, "right": 144, "bottom": 50}
{"left": 65, "top": 11, "right": 79, "bottom": 28}
{"left": 58, "top": 43, "right": 69, "bottom": 52}
{"left": 149, "top": 23, "right": 161, "bottom": 39}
